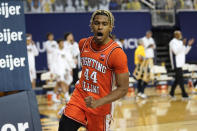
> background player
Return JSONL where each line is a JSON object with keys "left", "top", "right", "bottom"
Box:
{"left": 26, "top": 34, "right": 39, "bottom": 89}
{"left": 64, "top": 32, "right": 80, "bottom": 87}
{"left": 44, "top": 32, "right": 58, "bottom": 71}
{"left": 51, "top": 39, "right": 75, "bottom": 103}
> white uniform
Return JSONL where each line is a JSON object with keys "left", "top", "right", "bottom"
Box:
{"left": 44, "top": 40, "right": 58, "bottom": 70}
{"left": 169, "top": 38, "right": 191, "bottom": 69}
{"left": 27, "top": 44, "right": 39, "bottom": 82}
{"left": 142, "top": 36, "right": 156, "bottom": 58}
{"left": 64, "top": 41, "right": 80, "bottom": 68}
{"left": 52, "top": 48, "right": 75, "bottom": 85}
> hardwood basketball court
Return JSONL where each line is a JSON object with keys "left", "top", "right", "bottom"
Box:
{"left": 38, "top": 87, "right": 197, "bottom": 131}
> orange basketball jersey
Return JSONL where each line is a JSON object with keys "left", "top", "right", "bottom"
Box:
{"left": 65, "top": 36, "right": 128, "bottom": 116}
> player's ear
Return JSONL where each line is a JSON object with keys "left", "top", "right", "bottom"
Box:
{"left": 109, "top": 26, "right": 112, "bottom": 33}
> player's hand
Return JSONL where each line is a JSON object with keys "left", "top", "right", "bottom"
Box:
{"left": 84, "top": 96, "right": 98, "bottom": 108}
{"left": 31, "top": 40, "right": 35, "bottom": 45}
{"left": 188, "top": 38, "right": 195, "bottom": 46}
{"left": 74, "top": 59, "right": 78, "bottom": 64}
{"left": 50, "top": 73, "right": 54, "bottom": 79}
{"left": 148, "top": 44, "right": 154, "bottom": 48}
{"left": 183, "top": 38, "right": 187, "bottom": 45}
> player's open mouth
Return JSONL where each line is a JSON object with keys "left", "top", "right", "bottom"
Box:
{"left": 96, "top": 32, "right": 103, "bottom": 40}
{"left": 97, "top": 32, "right": 103, "bottom": 36}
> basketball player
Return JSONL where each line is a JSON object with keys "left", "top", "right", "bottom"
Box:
{"left": 51, "top": 39, "right": 74, "bottom": 102}
{"left": 58, "top": 10, "right": 129, "bottom": 131}
{"left": 64, "top": 32, "right": 80, "bottom": 86}
{"left": 44, "top": 32, "right": 58, "bottom": 71}
{"left": 26, "top": 34, "right": 39, "bottom": 89}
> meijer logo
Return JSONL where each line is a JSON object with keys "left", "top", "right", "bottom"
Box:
{"left": 0, "top": 3, "right": 21, "bottom": 18}
{"left": 1, "top": 122, "right": 29, "bottom": 131}
{"left": 0, "top": 54, "right": 26, "bottom": 71}
{"left": 0, "top": 28, "right": 23, "bottom": 44}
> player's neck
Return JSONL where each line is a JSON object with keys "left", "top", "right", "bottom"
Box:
{"left": 59, "top": 46, "right": 64, "bottom": 50}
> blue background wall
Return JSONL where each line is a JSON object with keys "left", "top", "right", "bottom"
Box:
{"left": 25, "top": 11, "right": 152, "bottom": 74}
{"left": 25, "top": 11, "right": 197, "bottom": 75}
{"left": 178, "top": 11, "right": 197, "bottom": 63}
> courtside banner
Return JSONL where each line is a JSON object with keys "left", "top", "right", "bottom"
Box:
{"left": 0, "top": 91, "right": 42, "bottom": 131}
{"left": 0, "top": 0, "right": 31, "bottom": 91}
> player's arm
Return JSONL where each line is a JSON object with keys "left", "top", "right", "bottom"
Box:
{"left": 85, "top": 48, "right": 129, "bottom": 108}
{"left": 138, "top": 48, "right": 145, "bottom": 61}
{"left": 170, "top": 41, "right": 183, "bottom": 55}
{"left": 85, "top": 72, "right": 129, "bottom": 108}
{"left": 147, "top": 44, "right": 154, "bottom": 48}
{"left": 185, "top": 38, "right": 194, "bottom": 54}
{"left": 32, "top": 44, "right": 39, "bottom": 56}
{"left": 150, "top": 39, "right": 156, "bottom": 49}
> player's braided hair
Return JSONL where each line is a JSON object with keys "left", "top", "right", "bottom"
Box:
{"left": 90, "top": 9, "right": 114, "bottom": 29}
